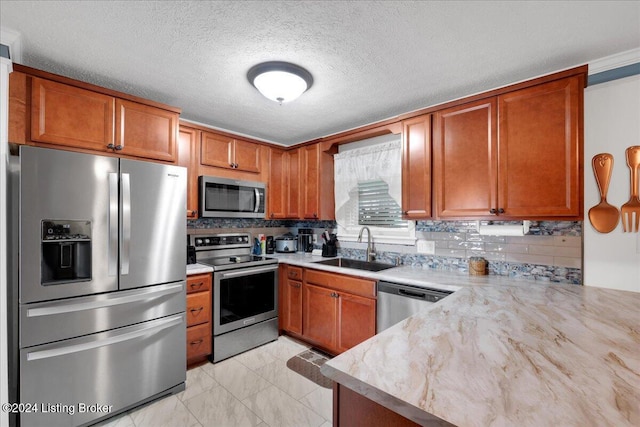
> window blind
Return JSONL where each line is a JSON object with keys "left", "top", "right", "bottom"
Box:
{"left": 358, "top": 180, "right": 407, "bottom": 228}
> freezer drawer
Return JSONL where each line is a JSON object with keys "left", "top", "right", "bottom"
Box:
{"left": 19, "top": 313, "right": 186, "bottom": 427}
{"left": 20, "top": 282, "right": 186, "bottom": 347}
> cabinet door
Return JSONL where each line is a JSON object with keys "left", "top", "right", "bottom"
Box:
{"left": 498, "top": 77, "right": 582, "bottom": 218}
{"left": 336, "top": 292, "right": 376, "bottom": 353}
{"left": 303, "top": 283, "right": 337, "bottom": 351}
{"left": 115, "top": 99, "right": 177, "bottom": 162}
{"left": 234, "top": 139, "right": 261, "bottom": 173}
{"left": 402, "top": 115, "right": 432, "bottom": 218}
{"left": 31, "top": 77, "right": 115, "bottom": 151}
{"left": 268, "top": 148, "right": 287, "bottom": 218}
{"left": 287, "top": 149, "right": 301, "bottom": 218}
{"left": 434, "top": 100, "right": 497, "bottom": 217}
{"left": 178, "top": 126, "right": 200, "bottom": 218}
{"left": 302, "top": 144, "right": 321, "bottom": 219}
{"left": 283, "top": 279, "right": 303, "bottom": 335}
{"left": 201, "top": 131, "right": 234, "bottom": 169}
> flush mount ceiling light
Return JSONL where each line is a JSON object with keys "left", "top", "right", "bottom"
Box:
{"left": 247, "top": 61, "right": 313, "bottom": 104}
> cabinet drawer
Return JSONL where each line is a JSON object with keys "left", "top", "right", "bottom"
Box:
{"left": 304, "top": 269, "right": 376, "bottom": 298}
{"left": 186, "top": 292, "right": 211, "bottom": 327}
{"left": 186, "top": 322, "right": 211, "bottom": 361}
{"left": 187, "top": 273, "right": 211, "bottom": 294}
{"left": 287, "top": 266, "right": 303, "bottom": 281}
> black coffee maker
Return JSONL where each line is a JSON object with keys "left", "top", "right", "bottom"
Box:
{"left": 297, "top": 228, "right": 314, "bottom": 253}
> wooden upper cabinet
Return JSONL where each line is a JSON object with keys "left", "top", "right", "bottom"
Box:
{"left": 178, "top": 125, "right": 200, "bottom": 218}
{"left": 287, "top": 148, "right": 301, "bottom": 218}
{"left": 31, "top": 77, "right": 115, "bottom": 151}
{"left": 300, "top": 143, "right": 334, "bottom": 220}
{"left": 401, "top": 114, "right": 432, "bottom": 219}
{"left": 269, "top": 147, "right": 302, "bottom": 219}
{"left": 434, "top": 100, "right": 497, "bottom": 217}
{"left": 268, "top": 148, "right": 287, "bottom": 219}
{"left": 302, "top": 144, "right": 321, "bottom": 219}
{"left": 115, "top": 99, "right": 178, "bottom": 162}
{"left": 200, "top": 131, "right": 261, "bottom": 173}
{"left": 234, "top": 139, "right": 261, "bottom": 173}
{"left": 433, "top": 75, "right": 583, "bottom": 219}
{"left": 200, "top": 131, "right": 234, "bottom": 169}
{"left": 497, "top": 77, "right": 582, "bottom": 218}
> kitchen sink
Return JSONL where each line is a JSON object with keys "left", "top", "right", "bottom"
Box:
{"left": 313, "top": 258, "right": 396, "bottom": 272}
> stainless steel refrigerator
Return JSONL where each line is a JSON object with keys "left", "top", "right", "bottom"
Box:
{"left": 7, "top": 146, "right": 187, "bottom": 427}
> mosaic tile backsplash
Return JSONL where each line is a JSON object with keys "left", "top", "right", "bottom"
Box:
{"left": 188, "top": 218, "right": 582, "bottom": 284}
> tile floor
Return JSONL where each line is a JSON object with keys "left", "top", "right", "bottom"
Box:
{"left": 97, "top": 336, "right": 333, "bottom": 427}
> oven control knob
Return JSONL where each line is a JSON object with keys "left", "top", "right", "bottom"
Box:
{"left": 243, "top": 236, "right": 249, "bottom": 243}
{"left": 204, "top": 238, "right": 210, "bottom": 244}
{"left": 195, "top": 238, "right": 203, "bottom": 246}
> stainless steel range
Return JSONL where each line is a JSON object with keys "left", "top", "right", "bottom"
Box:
{"left": 191, "top": 233, "right": 279, "bottom": 362}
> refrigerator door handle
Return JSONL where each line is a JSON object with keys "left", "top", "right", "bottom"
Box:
{"left": 121, "top": 172, "right": 131, "bottom": 275}
{"left": 108, "top": 172, "right": 119, "bottom": 276}
{"left": 25, "top": 282, "right": 184, "bottom": 317}
{"left": 26, "top": 314, "right": 184, "bottom": 361}
{"left": 254, "top": 188, "right": 261, "bottom": 213}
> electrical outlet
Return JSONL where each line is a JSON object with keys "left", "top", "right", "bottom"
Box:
{"left": 313, "top": 234, "right": 318, "bottom": 244}
{"left": 416, "top": 239, "right": 435, "bottom": 254}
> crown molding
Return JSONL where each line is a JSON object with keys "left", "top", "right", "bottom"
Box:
{"left": 588, "top": 48, "right": 640, "bottom": 75}
{"left": 0, "top": 28, "right": 22, "bottom": 64}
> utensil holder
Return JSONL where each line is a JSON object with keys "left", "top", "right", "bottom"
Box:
{"left": 322, "top": 244, "right": 337, "bottom": 257}
{"left": 469, "top": 257, "right": 487, "bottom": 276}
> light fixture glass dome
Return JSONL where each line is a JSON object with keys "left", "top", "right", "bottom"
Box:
{"left": 248, "top": 62, "right": 313, "bottom": 104}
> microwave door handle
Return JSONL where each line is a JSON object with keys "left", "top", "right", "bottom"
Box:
{"left": 254, "top": 188, "right": 261, "bottom": 213}
{"left": 108, "top": 173, "right": 118, "bottom": 276}
{"left": 121, "top": 173, "right": 131, "bottom": 276}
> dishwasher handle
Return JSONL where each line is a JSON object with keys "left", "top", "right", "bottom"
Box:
{"left": 378, "top": 281, "right": 451, "bottom": 303}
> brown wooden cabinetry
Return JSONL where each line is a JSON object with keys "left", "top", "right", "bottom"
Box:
{"left": 301, "top": 268, "right": 376, "bottom": 355}
{"left": 10, "top": 66, "right": 180, "bottom": 163}
{"left": 201, "top": 131, "right": 261, "bottom": 173}
{"left": 178, "top": 125, "right": 200, "bottom": 218}
{"left": 401, "top": 114, "right": 432, "bottom": 219}
{"left": 186, "top": 273, "right": 212, "bottom": 367}
{"left": 497, "top": 77, "right": 582, "bottom": 218}
{"left": 30, "top": 76, "right": 115, "bottom": 151}
{"left": 268, "top": 147, "right": 301, "bottom": 219}
{"left": 279, "top": 266, "right": 303, "bottom": 335}
{"left": 115, "top": 99, "right": 178, "bottom": 162}
{"left": 301, "top": 144, "right": 335, "bottom": 220}
{"left": 433, "top": 99, "right": 497, "bottom": 217}
{"left": 433, "top": 76, "right": 583, "bottom": 219}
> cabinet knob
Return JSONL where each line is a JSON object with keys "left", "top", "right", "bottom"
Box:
{"left": 270, "top": 213, "right": 274, "bottom": 218}
{"left": 115, "top": 145, "right": 123, "bottom": 151}
{"left": 107, "top": 143, "right": 115, "bottom": 150}
{"left": 189, "top": 339, "right": 204, "bottom": 346}
{"left": 498, "top": 208, "right": 505, "bottom": 214}
{"left": 490, "top": 208, "right": 497, "bottom": 215}
{"left": 313, "top": 213, "right": 318, "bottom": 218}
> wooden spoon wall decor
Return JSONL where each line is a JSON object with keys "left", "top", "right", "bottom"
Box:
{"left": 588, "top": 153, "right": 619, "bottom": 233}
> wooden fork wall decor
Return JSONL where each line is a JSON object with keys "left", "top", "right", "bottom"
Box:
{"left": 621, "top": 146, "right": 640, "bottom": 233}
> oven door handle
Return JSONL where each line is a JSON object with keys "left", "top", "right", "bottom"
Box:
{"left": 220, "top": 265, "right": 278, "bottom": 279}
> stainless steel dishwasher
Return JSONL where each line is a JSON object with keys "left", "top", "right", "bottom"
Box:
{"left": 377, "top": 281, "right": 452, "bottom": 332}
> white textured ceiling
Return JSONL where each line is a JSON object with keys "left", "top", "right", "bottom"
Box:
{"left": 1, "top": 1, "right": 639, "bottom": 146}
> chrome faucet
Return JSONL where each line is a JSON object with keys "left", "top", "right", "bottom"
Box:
{"left": 357, "top": 226, "right": 375, "bottom": 262}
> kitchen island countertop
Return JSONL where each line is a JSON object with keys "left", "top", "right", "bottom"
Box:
{"left": 320, "top": 282, "right": 640, "bottom": 426}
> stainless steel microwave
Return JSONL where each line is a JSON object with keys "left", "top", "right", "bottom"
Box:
{"left": 198, "top": 176, "right": 266, "bottom": 218}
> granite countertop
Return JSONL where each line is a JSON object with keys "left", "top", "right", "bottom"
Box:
{"left": 320, "top": 283, "right": 640, "bottom": 427}
{"left": 186, "top": 263, "right": 213, "bottom": 275}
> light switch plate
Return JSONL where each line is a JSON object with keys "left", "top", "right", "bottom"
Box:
{"left": 416, "top": 239, "right": 435, "bottom": 254}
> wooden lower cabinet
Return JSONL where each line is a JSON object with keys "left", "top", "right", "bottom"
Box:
{"left": 186, "top": 273, "right": 212, "bottom": 367}
{"left": 280, "top": 266, "right": 304, "bottom": 335}
{"left": 299, "top": 268, "right": 376, "bottom": 355}
{"left": 333, "top": 383, "right": 421, "bottom": 427}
